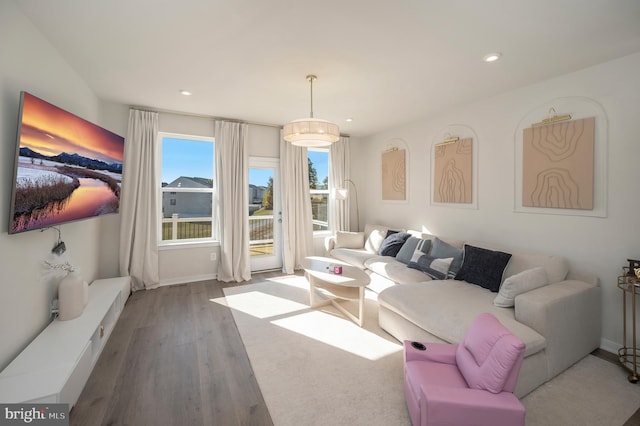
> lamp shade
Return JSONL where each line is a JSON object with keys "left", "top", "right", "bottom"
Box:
{"left": 283, "top": 118, "right": 340, "bottom": 147}
{"left": 332, "top": 187, "right": 348, "bottom": 200}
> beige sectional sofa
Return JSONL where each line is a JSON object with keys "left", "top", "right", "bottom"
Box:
{"left": 325, "top": 224, "right": 602, "bottom": 397}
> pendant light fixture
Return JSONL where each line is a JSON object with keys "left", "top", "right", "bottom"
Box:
{"left": 283, "top": 75, "right": 340, "bottom": 147}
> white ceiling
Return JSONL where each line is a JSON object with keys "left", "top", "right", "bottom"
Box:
{"left": 16, "top": 0, "right": 640, "bottom": 137}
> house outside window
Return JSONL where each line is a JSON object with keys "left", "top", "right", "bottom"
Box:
{"left": 159, "top": 132, "right": 216, "bottom": 243}
{"left": 308, "top": 148, "right": 330, "bottom": 233}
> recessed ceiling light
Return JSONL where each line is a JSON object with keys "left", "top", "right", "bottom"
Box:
{"left": 483, "top": 52, "right": 502, "bottom": 63}
{"left": 346, "top": 117, "right": 353, "bottom": 122}
{"left": 179, "top": 90, "right": 192, "bottom": 96}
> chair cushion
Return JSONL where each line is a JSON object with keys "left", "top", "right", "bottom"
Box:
{"left": 456, "top": 313, "right": 525, "bottom": 394}
{"left": 405, "top": 360, "right": 468, "bottom": 402}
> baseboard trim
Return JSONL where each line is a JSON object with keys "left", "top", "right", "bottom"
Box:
{"left": 600, "top": 337, "right": 620, "bottom": 354}
{"left": 159, "top": 273, "right": 217, "bottom": 287}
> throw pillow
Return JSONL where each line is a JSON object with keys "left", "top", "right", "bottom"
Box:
{"left": 493, "top": 267, "right": 549, "bottom": 307}
{"left": 334, "top": 231, "right": 365, "bottom": 249}
{"left": 378, "top": 232, "right": 411, "bottom": 257}
{"left": 364, "top": 224, "right": 389, "bottom": 254}
{"left": 396, "top": 237, "right": 431, "bottom": 264}
{"left": 408, "top": 250, "right": 454, "bottom": 280}
{"left": 385, "top": 229, "right": 400, "bottom": 238}
{"left": 431, "top": 237, "right": 464, "bottom": 277}
{"left": 454, "top": 245, "right": 512, "bottom": 292}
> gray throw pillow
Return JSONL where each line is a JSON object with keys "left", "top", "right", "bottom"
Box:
{"left": 431, "top": 237, "right": 464, "bottom": 276}
{"left": 408, "top": 252, "right": 454, "bottom": 280}
{"left": 396, "top": 237, "right": 431, "bottom": 264}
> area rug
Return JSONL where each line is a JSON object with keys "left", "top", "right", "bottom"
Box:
{"left": 220, "top": 276, "right": 640, "bottom": 426}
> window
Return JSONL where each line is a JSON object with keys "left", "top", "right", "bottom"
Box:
{"left": 159, "top": 133, "right": 216, "bottom": 243}
{"left": 308, "top": 148, "right": 330, "bottom": 232}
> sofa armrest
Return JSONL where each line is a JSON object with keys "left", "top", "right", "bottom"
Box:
{"left": 324, "top": 236, "right": 336, "bottom": 252}
{"left": 404, "top": 340, "right": 457, "bottom": 364}
{"left": 421, "top": 386, "right": 525, "bottom": 425}
{"left": 515, "top": 279, "right": 601, "bottom": 378}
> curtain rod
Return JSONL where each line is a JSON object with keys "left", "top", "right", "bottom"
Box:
{"left": 129, "top": 105, "right": 283, "bottom": 129}
{"left": 129, "top": 105, "right": 350, "bottom": 137}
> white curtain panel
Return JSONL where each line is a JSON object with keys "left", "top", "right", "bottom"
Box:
{"left": 119, "top": 109, "right": 160, "bottom": 291}
{"left": 215, "top": 121, "right": 251, "bottom": 282}
{"left": 279, "top": 132, "right": 314, "bottom": 274}
{"left": 329, "top": 136, "right": 351, "bottom": 231}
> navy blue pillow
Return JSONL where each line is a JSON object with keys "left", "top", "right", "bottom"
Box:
{"left": 378, "top": 232, "right": 411, "bottom": 257}
{"left": 454, "top": 245, "right": 512, "bottom": 292}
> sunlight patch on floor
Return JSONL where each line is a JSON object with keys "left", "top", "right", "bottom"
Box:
{"left": 214, "top": 291, "right": 309, "bottom": 319}
{"left": 271, "top": 310, "right": 401, "bottom": 361}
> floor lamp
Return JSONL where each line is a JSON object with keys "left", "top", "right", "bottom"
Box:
{"left": 334, "top": 179, "right": 360, "bottom": 231}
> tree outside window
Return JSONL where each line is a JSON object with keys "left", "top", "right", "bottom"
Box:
{"left": 308, "top": 148, "right": 330, "bottom": 232}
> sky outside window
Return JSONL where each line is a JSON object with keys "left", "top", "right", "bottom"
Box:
{"left": 161, "top": 137, "right": 213, "bottom": 184}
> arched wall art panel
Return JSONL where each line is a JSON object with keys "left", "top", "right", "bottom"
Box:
{"left": 381, "top": 138, "right": 408, "bottom": 202}
{"left": 514, "top": 97, "right": 608, "bottom": 217}
{"left": 430, "top": 125, "right": 478, "bottom": 209}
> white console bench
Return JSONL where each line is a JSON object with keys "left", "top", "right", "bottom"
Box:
{"left": 0, "top": 276, "right": 130, "bottom": 407}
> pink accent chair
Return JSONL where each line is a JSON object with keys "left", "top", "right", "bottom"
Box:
{"left": 403, "top": 313, "right": 526, "bottom": 426}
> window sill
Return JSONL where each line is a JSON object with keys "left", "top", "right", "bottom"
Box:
{"left": 313, "top": 231, "right": 332, "bottom": 238}
{"left": 159, "top": 240, "right": 220, "bottom": 250}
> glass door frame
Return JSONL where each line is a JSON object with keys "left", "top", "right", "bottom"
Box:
{"left": 248, "top": 156, "right": 282, "bottom": 272}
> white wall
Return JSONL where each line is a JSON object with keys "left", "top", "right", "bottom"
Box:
{"left": 352, "top": 52, "right": 640, "bottom": 351}
{"left": 0, "top": 2, "right": 122, "bottom": 369}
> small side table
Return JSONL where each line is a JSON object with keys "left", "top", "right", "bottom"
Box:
{"left": 618, "top": 266, "right": 640, "bottom": 383}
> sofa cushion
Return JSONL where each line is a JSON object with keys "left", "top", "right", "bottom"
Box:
{"left": 334, "top": 231, "right": 365, "bottom": 249}
{"left": 455, "top": 245, "right": 512, "bottom": 292}
{"left": 431, "top": 238, "right": 464, "bottom": 276}
{"left": 396, "top": 237, "right": 431, "bottom": 264}
{"left": 378, "top": 280, "right": 546, "bottom": 358}
{"left": 378, "top": 232, "right": 411, "bottom": 257}
{"left": 329, "top": 248, "right": 377, "bottom": 269}
{"left": 408, "top": 253, "right": 453, "bottom": 280}
{"left": 494, "top": 267, "right": 549, "bottom": 307}
{"left": 364, "top": 256, "right": 432, "bottom": 285}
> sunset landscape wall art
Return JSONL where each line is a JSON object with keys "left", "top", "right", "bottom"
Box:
{"left": 9, "top": 92, "right": 125, "bottom": 234}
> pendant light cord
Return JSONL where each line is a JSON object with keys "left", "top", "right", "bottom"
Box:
{"left": 307, "top": 74, "right": 317, "bottom": 118}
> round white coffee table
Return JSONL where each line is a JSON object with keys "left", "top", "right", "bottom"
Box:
{"left": 301, "top": 256, "right": 371, "bottom": 327}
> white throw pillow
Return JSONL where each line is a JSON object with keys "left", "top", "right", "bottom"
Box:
{"left": 493, "top": 267, "right": 549, "bottom": 307}
{"left": 363, "top": 224, "right": 389, "bottom": 253}
{"left": 335, "top": 231, "right": 365, "bottom": 249}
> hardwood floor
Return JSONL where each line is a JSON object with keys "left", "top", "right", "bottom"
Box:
{"left": 70, "top": 275, "right": 276, "bottom": 426}
{"left": 72, "top": 273, "right": 640, "bottom": 425}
